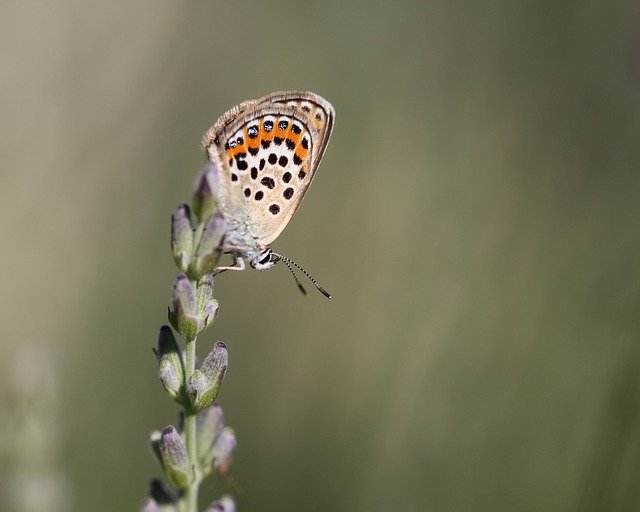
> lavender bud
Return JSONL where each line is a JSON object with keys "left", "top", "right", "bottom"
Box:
{"left": 211, "top": 427, "right": 236, "bottom": 476}
{"left": 171, "top": 204, "right": 194, "bottom": 272}
{"left": 197, "top": 403, "right": 225, "bottom": 471}
{"left": 149, "top": 430, "right": 162, "bottom": 466}
{"left": 168, "top": 275, "right": 200, "bottom": 340}
{"left": 154, "top": 327, "right": 185, "bottom": 403}
{"left": 193, "top": 162, "right": 218, "bottom": 222}
{"left": 140, "top": 497, "right": 161, "bottom": 512}
{"left": 188, "top": 212, "right": 225, "bottom": 279}
{"left": 159, "top": 359, "right": 182, "bottom": 402}
{"left": 205, "top": 495, "right": 236, "bottom": 512}
{"left": 144, "top": 479, "right": 179, "bottom": 510}
{"left": 187, "top": 342, "right": 228, "bottom": 412}
{"left": 154, "top": 326, "right": 182, "bottom": 362}
{"left": 196, "top": 274, "right": 219, "bottom": 333}
{"left": 186, "top": 369, "right": 208, "bottom": 409}
{"left": 158, "top": 426, "right": 193, "bottom": 489}
{"left": 141, "top": 477, "right": 180, "bottom": 511}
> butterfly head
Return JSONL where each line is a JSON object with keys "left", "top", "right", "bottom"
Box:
{"left": 250, "top": 248, "right": 277, "bottom": 271}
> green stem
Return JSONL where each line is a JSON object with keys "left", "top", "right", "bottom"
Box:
{"left": 184, "top": 336, "right": 199, "bottom": 512}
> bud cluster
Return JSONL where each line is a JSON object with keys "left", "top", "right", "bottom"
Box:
{"left": 168, "top": 274, "right": 219, "bottom": 342}
{"left": 171, "top": 163, "right": 225, "bottom": 280}
{"left": 147, "top": 406, "right": 237, "bottom": 493}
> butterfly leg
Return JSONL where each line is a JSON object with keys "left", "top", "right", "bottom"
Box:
{"left": 214, "top": 256, "right": 245, "bottom": 274}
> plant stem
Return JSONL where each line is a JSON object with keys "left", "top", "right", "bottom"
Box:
{"left": 184, "top": 336, "right": 198, "bottom": 512}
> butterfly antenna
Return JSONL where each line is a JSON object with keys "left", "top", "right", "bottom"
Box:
{"left": 278, "top": 257, "right": 307, "bottom": 296}
{"left": 224, "top": 473, "right": 244, "bottom": 497}
{"left": 272, "top": 252, "right": 332, "bottom": 299}
{"left": 211, "top": 469, "right": 245, "bottom": 497}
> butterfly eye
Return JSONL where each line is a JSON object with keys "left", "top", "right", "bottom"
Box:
{"left": 259, "top": 251, "right": 272, "bottom": 265}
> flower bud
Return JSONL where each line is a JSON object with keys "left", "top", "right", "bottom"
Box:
{"left": 168, "top": 275, "right": 199, "bottom": 340}
{"left": 154, "top": 327, "right": 186, "bottom": 404}
{"left": 154, "top": 326, "right": 182, "bottom": 362}
{"left": 188, "top": 212, "right": 225, "bottom": 279}
{"left": 186, "top": 369, "right": 208, "bottom": 409}
{"left": 211, "top": 427, "right": 236, "bottom": 477}
{"left": 171, "top": 204, "right": 194, "bottom": 272}
{"left": 149, "top": 430, "right": 163, "bottom": 466}
{"left": 158, "top": 359, "right": 182, "bottom": 402}
{"left": 158, "top": 426, "right": 193, "bottom": 489}
{"left": 193, "top": 162, "right": 219, "bottom": 222}
{"left": 140, "top": 497, "right": 161, "bottom": 512}
{"left": 150, "top": 478, "right": 177, "bottom": 503}
{"left": 141, "top": 479, "right": 178, "bottom": 511}
{"left": 205, "top": 495, "right": 236, "bottom": 512}
{"left": 196, "top": 274, "right": 219, "bottom": 333}
{"left": 197, "top": 403, "right": 225, "bottom": 471}
{"left": 187, "top": 342, "right": 228, "bottom": 412}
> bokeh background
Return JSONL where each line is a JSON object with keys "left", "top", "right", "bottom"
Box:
{"left": 2, "top": 1, "right": 640, "bottom": 511}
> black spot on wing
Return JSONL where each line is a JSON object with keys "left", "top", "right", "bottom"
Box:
{"left": 261, "top": 177, "right": 275, "bottom": 189}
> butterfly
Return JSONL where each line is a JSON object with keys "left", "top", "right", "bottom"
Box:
{"left": 202, "top": 91, "right": 335, "bottom": 297}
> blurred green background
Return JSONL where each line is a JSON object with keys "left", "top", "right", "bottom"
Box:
{"left": 2, "top": 1, "right": 640, "bottom": 511}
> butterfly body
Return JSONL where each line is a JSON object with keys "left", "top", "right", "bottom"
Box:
{"left": 203, "top": 91, "right": 335, "bottom": 271}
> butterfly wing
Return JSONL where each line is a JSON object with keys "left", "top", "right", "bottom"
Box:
{"left": 203, "top": 91, "right": 335, "bottom": 255}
